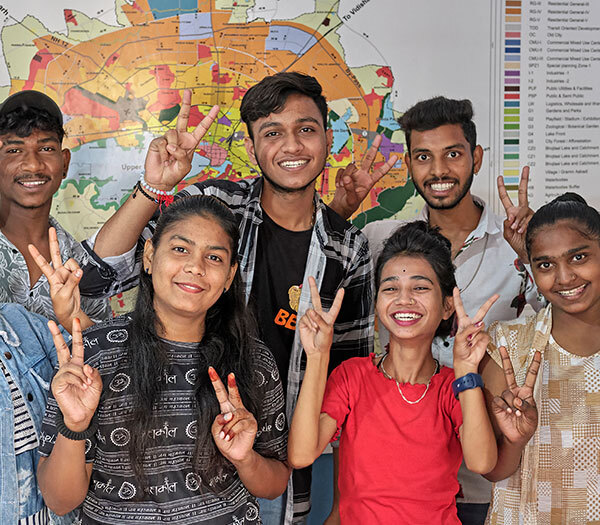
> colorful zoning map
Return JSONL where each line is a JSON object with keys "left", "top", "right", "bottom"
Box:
{"left": 0, "top": 0, "right": 423, "bottom": 310}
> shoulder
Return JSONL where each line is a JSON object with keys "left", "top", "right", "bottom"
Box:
{"left": 0, "top": 303, "right": 51, "bottom": 339}
{"left": 321, "top": 205, "right": 371, "bottom": 262}
{"left": 80, "top": 315, "right": 133, "bottom": 362}
{"left": 333, "top": 354, "right": 374, "bottom": 376}
{"left": 183, "top": 178, "right": 257, "bottom": 201}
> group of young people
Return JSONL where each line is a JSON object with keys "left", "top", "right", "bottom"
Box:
{"left": 0, "top": 72, "right": 598, "bottom": 525}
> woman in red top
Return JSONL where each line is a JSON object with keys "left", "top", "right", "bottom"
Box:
{"left": 289, "top": 221, "right": 498, "bottom": 524}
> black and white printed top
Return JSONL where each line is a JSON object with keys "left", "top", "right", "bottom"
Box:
{"left": 39, "top": 316, "right": 288, "bottom": 524}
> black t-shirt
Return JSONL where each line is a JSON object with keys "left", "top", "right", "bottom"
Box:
{"left": 250, "top": 211, "right": 312, "bottom": 388}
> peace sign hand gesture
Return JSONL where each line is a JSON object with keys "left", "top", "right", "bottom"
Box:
{"left": 453, "top": 288, "right": 499, "bottom": 376}
{"left": 331, "top": 135, "right": 398, "bottom": 220}
{"left": 144, "top": 89, "right": 220, "bottom": 192}
{"left": 209, "top": 367, "right": 258, "bottom": 464}
{"left": 49, "top": 318, "right": 102, "bottom": 432}
{"left": 28, "top": 227, "right": 83, "bottom": 329}
{"left": 298, "top": 277, "right": 345, "bottom": 357}
{"left": 493, "top": 346, "right": 541, "bottom": 446}
{"left": 497, "top": 166, "right": 533, "bottom": 263}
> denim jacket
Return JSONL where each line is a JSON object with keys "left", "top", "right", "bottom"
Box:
{"left": 0, "top": 303, "right": 72, "bottom": 524}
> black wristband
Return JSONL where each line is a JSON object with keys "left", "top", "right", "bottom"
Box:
{"left": 132, "top": 180, "right": 159, "bottom": 204}
{"left": 55, "top": 409, "right": 98, "bottom": 441}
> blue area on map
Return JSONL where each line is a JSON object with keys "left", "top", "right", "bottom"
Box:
{"left": 379, "top": 97, "right": 401, "bottom": 131}
{"left": 331, "top": 108, "right": 352, "bottom": 154}
{"left": 148, "top": 0, "right": 197, "bottom": 21}
{"left": 265, "top": 26, "right": 317, "bottom": 56}
{"left": 179, "top": 12, "right": 213, "bottom": 40}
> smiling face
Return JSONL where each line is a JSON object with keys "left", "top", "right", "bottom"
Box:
{"left": 244, "top": 93, "right": 332, "bottom": 194}
{"left": 404, "top": 123, "right": 483, "bottom": 210}
{"left": 530, "top": 220, "right": 600, "bottom": 318}
{"left": 376, "top": 254, "right": 454, "bottom": 342}
{"left": 143, "top": 215, "right": 238, "bottom": 327}
{"left": 0, "top": 129, "right": 70, "bottom": 210}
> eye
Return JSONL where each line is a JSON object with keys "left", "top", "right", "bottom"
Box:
{"left": 208, "top": 254, "right": 223, "bottom": 263}
{"left": 41, "top": 146, "right": 56, "bottom": 152}
{"left": 264, "top": 131, "right": 279, "bottom": 138}
{"left": 447, "top": 151, "right": 460, "bottom": 158}
{"left": 6, "top": 148, "right": 20, "bottom": 154}
{"left": 572, "top": 253, "right": 587, "bottom": 263}
{"left": 172, "top": 246, "right": 188, "bottom": 254}
{"left": 414, "top": 285, "right": 430, "bottom": 291}
{"left": 537, "top": 261, "right": 552, "bottom": 270}
{"left": 300, "top": 127, "right": 315, "bottom": 133}
{"left": 416, "top": 153, "right": 428, "bottom": 162}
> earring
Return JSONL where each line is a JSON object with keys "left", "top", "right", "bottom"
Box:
{"left": 144, "top": 267, "right": 150, "bottom": 275}
{"left": 223, "top": 287, "right": 228, "bottom": 293}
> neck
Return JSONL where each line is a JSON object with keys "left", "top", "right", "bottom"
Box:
{"left": 551, "top": 304, "right": 600, "bottom": 357}
{"left": 427, "top": 194, "right": 482, "bottom": 256}
{"left": 154, "top": 306, "right": 206, "bottom": 343}
{"left": 260, "top": 182, "right": 315, "bottom": 231}
{"left": 0, "top": 201, "right": 52, "bottom": 244}
{"left": 385, "top": 336, "right": 436, "bottom": 384}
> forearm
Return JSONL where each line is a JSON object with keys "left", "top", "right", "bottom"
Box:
{"left": 233, "top": 451, "right": 291, "bottom": 499}
{"left": 484, "top": 434, "right": 527, "bottom": 482}
{"left": 288, "top": 353, "right": 331, "bottom": 468}
{"left": 37, "top": 436, "right": 91, "bottom": 514}
{"left": 93, "top": 186, "right": 158, "bottom": 257}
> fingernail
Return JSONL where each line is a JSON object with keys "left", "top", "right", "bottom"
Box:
{"left": 225, "top": 434, "right": 231, "bottom": 442}
{"left": 75, "top": 270, "right": 82, "bottom": 277}
{"left": 219, "top": 431, "right": 225, "bottom": 440}
{"left": 467, "top": 334, "right": 472, "bottom": 341}
{"left": 224, "top": 412, "right": 233, "bottom": 421}
{"left": 467, "top": 342, "right": 472, "bottom": 347}
{"left": 475, "top": 321, "right": 483, "bottom": 327}
{"left": 208, "top": 367, "right": 218, "bottom": 381}
{"left": 506, "top": 408, "right": 512, "bottom": 414}
{"left": 515, "top": 410, "right": 522, "bottom": 417}
{"left": 228, "top": 373, "right": 236, "bottom": 388}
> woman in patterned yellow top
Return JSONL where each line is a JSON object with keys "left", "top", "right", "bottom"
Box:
{"left": 480, "top": 192, "right": 600, "bottom": 524}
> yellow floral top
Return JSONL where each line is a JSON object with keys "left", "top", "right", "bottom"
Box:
{"left": 486, "top": 304, "right": 600, "bottom": 524}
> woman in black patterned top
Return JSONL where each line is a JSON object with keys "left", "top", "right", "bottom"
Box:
{"left": 37, "top": 195, "right": 291, "bottom": 524}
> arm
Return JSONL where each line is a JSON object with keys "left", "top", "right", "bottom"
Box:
{"left": 452, "top": 288, "right": 499, "bottom": 474}
{"left": 329, "top": 135, "right": 398, "bottom": 219}
{"left": 289, "top": 278, "right": 344, "bottom": 468}
{"left": 94, "top": 91, "right": 219, "bottom": 257}
{"left": 37, "top": 319, "right": 102, "bottom": 514}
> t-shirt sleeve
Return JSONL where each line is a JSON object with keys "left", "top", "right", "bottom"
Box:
{"left": 252, "top": 343, "right": 288, "bottom": 463}
{"left": 486, "top": 320, "right": 508, "bottom": 369}
{"left": 320, "top": 362, "right": 352, "bottom": 442}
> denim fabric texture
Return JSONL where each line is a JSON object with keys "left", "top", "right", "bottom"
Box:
{"left": 0, "top": 303, "right": 71, "bottom": 524}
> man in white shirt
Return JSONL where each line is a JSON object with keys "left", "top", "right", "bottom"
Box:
{"left": 332, "top": 96, "right": 541, "bottom": 524}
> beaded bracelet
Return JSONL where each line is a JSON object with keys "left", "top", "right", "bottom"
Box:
{"left": 139, "top": 174, "right": 175, "bottom": 196}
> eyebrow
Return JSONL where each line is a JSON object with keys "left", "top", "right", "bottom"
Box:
{"left": 380, "top": 275, "right": 434, "bottom": 285}
{"left": 531, "top": 244, "right": 590, "bottom": 262}
{"left": 4, "top": 136, "right": 60, "bottom": 145}
{"left": 257, "top": 116, "right": 321, "bottom": 133}
{"left": 170, "top": 234, "right": 230, "bottom": 252}
{"left": 411, "top": 143, "right": 466, "bottom": 155}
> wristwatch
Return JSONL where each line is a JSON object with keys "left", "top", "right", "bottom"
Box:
{"left": 452, "top": 372, "right": 484, "bottom": 399}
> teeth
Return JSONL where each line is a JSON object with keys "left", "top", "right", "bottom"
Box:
{"left": 179, "top": 284, "right": 201, "bottom": 291}
{"left": 430, "top": 182, "right": 454, "bottom": 191}
{"left": 280, "top": 160, "right": 308, "bottom": 168}
{"left": 20, "top": 180, "right": 46, "bottom": 186}
{"left": 393, "top": 313, "right": 422, "bottom": 320}
{"left": 557, "top": 284, "right": 585, "bottom": 296}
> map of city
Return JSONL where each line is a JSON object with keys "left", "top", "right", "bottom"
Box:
{"left": 0, "top": 0, "right": 423, "bottom": 310}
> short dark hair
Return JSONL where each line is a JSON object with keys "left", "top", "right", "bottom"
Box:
{"left": 526, "top": 192, "right": 600, "bottom": 257}
{"left": 399, "top": 96, "right": 476, "bottom": 155}
{"left": 375, "top": 221, "right": 456, "bottom": 338}
{"left": 240, "top": 72, "right": 328, "bottom": 140}
{"left": 0, "top": 106, "right": 65, "bottom": 143}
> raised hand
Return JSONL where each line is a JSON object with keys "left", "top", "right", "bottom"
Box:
{"left": 497, "top": 166, "right": 533, "bottom": 262}
{"left": 330, "top": 135, "right": 398, "bottom": 219}
{"left": 298, "top": 277, "right": 345, "bottom": 356}
{"left": 49, "top": 318, "right": 102, "bottom": 432}
{"left": 28, "top": 227, "right": 83, "bottom": 328}
{"left": 209, "top": 367, "right": 258, "bottom": 464}
{"left": 144, "top": 89, "right": 220, "bottom": 192}
{"left": 492, "top": 346, "right": 540, "bottom": 446}
{"left": 453, "top": 288, "right": 499, "bottom": 374}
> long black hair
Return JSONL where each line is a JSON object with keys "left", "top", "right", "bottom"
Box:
{"left": 526, "top": 192, "right": 600, "bottom": 257}
{"left": 127, "top": 195, "right": 260, "bottom": 491}
{"left": 375, "top": 221, "right": 457, "bottom": 338}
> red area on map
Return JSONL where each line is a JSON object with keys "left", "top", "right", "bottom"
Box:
{"left": 197, "top": 44, "right": 212, "bottom": 59}
{"left": 187, "top": 106, "right": 206, "bottom": 127}
{"left": 196, "top": 143, "right": 227, "bottom": 166}
{"left": 64, "top": 10, "right": 78, "bottom": 25}
{"left": 211, "top": 64, "right": 231, "bottom": 84}
{"left": 333, "top": 146, "right": 351, "bottom": 162}
{"left": 148, "top": 65, "right": 181, "bottom": 112}
{"left": 364, "top": 89, "right": 384, "bottom": 106}
{"left": 106, "top": 52, "right": 119, "bottom": 67}
{"left": 24, "top": 50, "right": 54, "bottom": 90}
{"left": 376, "top": 66, "right": 394, "bottom": 88}
{"left": 233, "top": 87, "right": 248, "bottom": 101}
{"left": 62, "top": 89, "right": 120, "bottom": 131}
{"left": 132, "top": 1, "right": 143, "bottom": 13}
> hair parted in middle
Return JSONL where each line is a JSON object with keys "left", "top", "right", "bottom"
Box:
{"left": 240, "top": 71, "right": 328, "bottom": 140}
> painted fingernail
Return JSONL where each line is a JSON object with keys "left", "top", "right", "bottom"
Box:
{"left": 219, "top": 431, "right": 225, "bottom": 440}
{"left": 228, "top": 373, "right": 236, "bottom": 388}
{"left": 224, "top": 412, "right": 233, "bottom": 421}
{"left": 475, "top": 321, "right": 483, "bottom": 327}
{"left": 468, "top": 342, "right": 472, "bottom": 347}
{"left": 208, "top": 367, "right": 218, "bottom": 381}
{"left": 467, "top": 334, "right": 473, "bottom": 341}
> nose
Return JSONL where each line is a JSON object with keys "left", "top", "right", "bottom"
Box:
{"left": 281, "top": 133, "right": 303, "bottom": 154}
{"left": 394, "top": 289, "right": 416, "bottom": 306}
{"left": 430, "top": 155, "right": 449, "bottom": 178}
{"left": 184, "top": 256, "right": 206, "bottom": 277}
{"left": 556, "top": 263, "right": 575, "bottom": 285}
{"left": 20, "top": 149, "right": 45, "bottom": 173}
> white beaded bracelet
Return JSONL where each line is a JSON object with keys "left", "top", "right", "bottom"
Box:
{"left": 139, "top": 174, "right": 175, "bottom": 196}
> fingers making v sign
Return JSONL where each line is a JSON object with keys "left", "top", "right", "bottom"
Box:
{"left": 28, "top": 227, "right": 85, "bottom": 330}
{"left": 49, "top": 318, "right": 102, "bottom": 432}
{"left": 209, "top": 367, "right": 258, "bottom": 464}
{"left": 144, "top": 89, "right": 220, "bottom": 192}
{"left": 297, "top": 277, "right": 345, "bottom": 357}
{"left": 493, "top": 346, "right": 541, "bottom": 446}
{"left": 452, "top": 287, "right": 499, "bottom": 375}
{"left": 497, "top": 166, "right": 533, "bottom": 262}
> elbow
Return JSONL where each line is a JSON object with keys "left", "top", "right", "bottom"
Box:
{"left": 287, "top": 449, "right": 317, "bottom": 470}
{"left": 465, "top": 450, "right": 498, "bottom": 476}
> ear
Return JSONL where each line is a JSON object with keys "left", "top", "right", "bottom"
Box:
{"left": 403, "top": 151, "right": 411, "bottom": 174}
{"left": 143, "top": 238, "right": 155, "bottom": 274}
{"left": 473, "top": 144, "right": 483, "bottom": 174}
{"left": 224, "top": 261, "right": 238, "bottom": 292}
{"left": 325, "top": 128, "right": 333, "bottom": 154}
{"left": 442, "top": 294, "right": 455, "bottom": 320}
{"left": 244, "top": 137, "right": 257, "bottom": 165}
{"left": 62, "top": 148, "right": 71, "bottom": 176}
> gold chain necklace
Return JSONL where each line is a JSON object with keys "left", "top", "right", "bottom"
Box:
{"left": 379, "top": 353, "right": 440, "bottom": 405}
